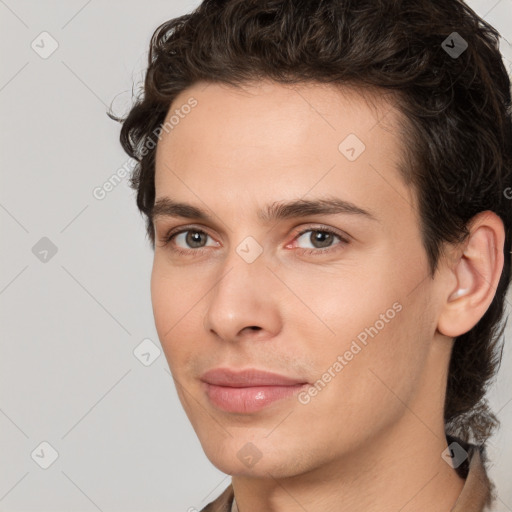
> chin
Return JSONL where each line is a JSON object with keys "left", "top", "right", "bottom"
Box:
{"left": 208, "top": 455, "right": 294, "bottom": 478}
{"left": 199, "top": 435, "right": 309, "bottom": 479}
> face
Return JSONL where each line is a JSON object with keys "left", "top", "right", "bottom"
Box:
{"left": 151, "top": 80, "right": 447, "bottom": 479}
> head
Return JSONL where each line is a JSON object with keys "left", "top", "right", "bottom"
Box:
{"left": 113, "top": 0, "right": 512, "bottom": 476}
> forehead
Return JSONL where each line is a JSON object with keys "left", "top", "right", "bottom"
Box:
{"left": 154, "top": 80, "right": 416, "bottom": 225}
{"left": 158, "top": 80, "right": 398, "bottom": 154}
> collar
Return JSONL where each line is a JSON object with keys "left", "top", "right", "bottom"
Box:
{"left": 450, "top": 440, "right": 493, "bottom": 511}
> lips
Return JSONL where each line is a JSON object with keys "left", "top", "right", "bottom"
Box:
{"left": 200, "top": 368, "right": 309, "bottom": 414}
{"left": 201, "top": 368, "right": 308, "bottom": 387}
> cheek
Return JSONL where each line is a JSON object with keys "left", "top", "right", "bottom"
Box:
{"left": 282, "top": 260, "right": 401, "bottom": 345}
{"left": 150, "top": 267, "right": 175, "bottom": 337}
{"left": 291, "top": 257, "right": 431, "bottom": 397}
{"left": 314, "top": 291, "right": 431, "bottom": 420}
{"left": 292, "top": 310, "right": 429, "bottom": 457}
{"left": 150, "top": 265, "right": 201, "bottom": 368}
{"left": 150, "top": 259, "right": 205, "bottom": 328}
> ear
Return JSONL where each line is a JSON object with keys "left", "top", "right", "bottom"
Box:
{"left": 437, "top": 211, "right": 505, "bottom": 338}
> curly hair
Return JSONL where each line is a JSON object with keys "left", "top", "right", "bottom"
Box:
{"left": 111, "top": 0, "right": 512, "bottom": 446}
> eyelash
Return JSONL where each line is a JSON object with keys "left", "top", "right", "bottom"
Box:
{"left": 158, "top": 225, "right": 350, "bottom": 258}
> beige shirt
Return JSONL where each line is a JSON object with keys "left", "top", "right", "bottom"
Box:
{"left": 199, "top": 439, "right": 494, "bottom": 512}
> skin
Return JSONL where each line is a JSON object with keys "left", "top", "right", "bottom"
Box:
{"left": 151, "top": 80, "right": 505, "bottom": 512}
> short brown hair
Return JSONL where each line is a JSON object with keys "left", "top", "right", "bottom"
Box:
{"left": 112, "top": 0, "right": 512, "bottom": 446}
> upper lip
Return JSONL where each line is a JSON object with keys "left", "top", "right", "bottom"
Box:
{"left": 200, "top": 368, "right": 308, "bottom": 387}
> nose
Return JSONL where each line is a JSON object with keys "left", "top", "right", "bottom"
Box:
{"left": 203, "top": 249, "right": 283, "bottom": 343}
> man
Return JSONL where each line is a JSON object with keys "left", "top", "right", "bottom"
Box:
{"left": 113, "top": 0, "right": 512, "bottom": 510}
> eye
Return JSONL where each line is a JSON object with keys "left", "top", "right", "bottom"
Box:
{"left": 158, "top": 225, "right": 350, "bottom": 258}
{"left": 173, "top": 230, "right": 216, "bottom": 249}
{"left": 159, "top": 227, "right": 219, "bottom": 256}
{"left": 290, "top": 227, "right": 349, "bottom": 255}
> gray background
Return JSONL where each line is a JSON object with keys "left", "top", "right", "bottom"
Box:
{"left": 0, "top": 1, "right": 511, "bottom": 511}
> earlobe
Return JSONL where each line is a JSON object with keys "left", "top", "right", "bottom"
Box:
{"left": 437, "top": 211, "right": 505, "bottom": 339}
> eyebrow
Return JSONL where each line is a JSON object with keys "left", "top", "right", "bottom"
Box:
{"left": 151, "top": 196, "right": 379, "bottom": 224}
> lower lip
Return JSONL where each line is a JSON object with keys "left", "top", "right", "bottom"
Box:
{"left": 203, "top": 382, "right": 308, "bottom": 413}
